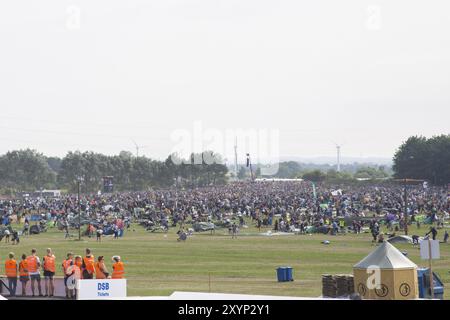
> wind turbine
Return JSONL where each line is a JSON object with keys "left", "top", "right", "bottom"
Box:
{"left": 331, "top": 140, "right": 346, "bottom": 172}
{"left": 131, "top": 139, "right": 150, "bottom": 157}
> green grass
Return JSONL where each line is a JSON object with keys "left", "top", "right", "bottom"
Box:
{"left": 1, "top": 222, "right": 449, "bottom": 299}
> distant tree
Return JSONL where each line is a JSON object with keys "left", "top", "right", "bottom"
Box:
{"left": 393, "top": 135, "right": 450, "bottom": 185}
{"left": 237, "top": 166, "right": 247, "bottom": 180}
{"left": 46, "top": 156, "right": 62, "bottom": 173}
{"left": 0, "top": 149, "right": 56, "bottom": 191}
{"left": 273, "top": 161, "right": 302, "bottom": 178}
{"left": 302, "top": 170, "right": 326, "bottom": 182}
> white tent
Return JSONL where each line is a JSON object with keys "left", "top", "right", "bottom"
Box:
{"left": 354, "top": 241, "right": 417, "bottom": 269}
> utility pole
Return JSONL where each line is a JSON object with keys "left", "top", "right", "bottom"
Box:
{"left": 234, "top": 137, "right": 238, "bottom": 180}
{"left": 77, "top": 176, "right": 84, "bottom": 241}
{"left": 404, "top": 184, "right": 408, "bottom": 235}
{"left": 336, "top": 145, "right": 341, "bottom": 172}
{"left": 246, "top": 153, "right": 254, "bottom": 181}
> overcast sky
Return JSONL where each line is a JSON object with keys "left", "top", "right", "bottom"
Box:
{"left": 0, "top": 1, "right": 449, "bottom": 163}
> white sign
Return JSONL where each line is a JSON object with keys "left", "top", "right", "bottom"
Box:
{"left": 76, "top": 279, "right": 127, "bottom": 300}
{"left": 420, "top": 239, "right": 440, "bottom": 260}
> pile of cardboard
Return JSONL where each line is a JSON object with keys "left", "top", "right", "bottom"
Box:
{"left": 322, "top": 274, "right": 337, "bottom": 297}
{"left": 322, "top": 274, "right": 355, "bottom": 298}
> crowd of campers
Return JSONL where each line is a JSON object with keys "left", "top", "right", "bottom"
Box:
{"left": 0, "top": 181, "right": 448, "bottom": 242}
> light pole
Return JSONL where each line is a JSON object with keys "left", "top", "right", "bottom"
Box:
{"left": 76, "top": 176, "right": 84, "bottom": 241}
{"left": 403, "top": 184, "right": 408, "bottom": 236}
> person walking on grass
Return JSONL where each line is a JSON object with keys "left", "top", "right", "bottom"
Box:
{"left": 27, "top": 248, "right": 43, "bottom": 297}
{"left": 19, "top": 254, "right": 29, "bottom": 296}
{"left": 43, "top": 248, "right": 56, "bottom": 297}
{"left": 231, "top": 222, "right": 238, "bottom": 239}
{"left": 4, "top": 228, "right": 10, "bottom": 243}
{"left": 96, "top": 228, "right": 103, "bottom": 242}
{"left": 5, "top": 252, "right": 18, "bottom": 297}
{"left": 425, "top": 226, "right": 438, "bottom": 240}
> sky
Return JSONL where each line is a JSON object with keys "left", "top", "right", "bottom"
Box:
{"left": 0, "top": 1, "right": 449, "bottom": 163}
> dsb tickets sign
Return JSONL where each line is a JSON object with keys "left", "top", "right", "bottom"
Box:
{"left": 77, "top": 279, "right": 127, "bottom": 300}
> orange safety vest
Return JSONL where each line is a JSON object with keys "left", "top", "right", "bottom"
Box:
{"left": 75, "top": 260, "right": 83, "bottom": 279}
{"left": 19, "top": 260, "right": 29, "bottom": 277}
{"left": 94, "top": 262, "right": 106, "bottom": 279}
{"left": 43, "top": 255, "right": 56, "bottom": 273}
{"left": 62, "top": 259, "right": 73, "bottom": 274}
{"left": 26, "top": 256, "right": 38, "bottom": 273}
{"left": 73, "top": 265, "right": 81, "bottom": 280}
{"left": 5, "top": 259, "right": 17, "bottom": 278}
{"left": 112, "top": 262, "right": 124, "bottom": 279}
{"left": 83, "top": 256, "right": 95, "bottom": 274}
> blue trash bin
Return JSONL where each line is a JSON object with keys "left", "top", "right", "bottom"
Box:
{"left": 277, "top": 267, "right": 287, "bottom": 282}
{"left": 285, "top": 267, "right": 294, "bottom": 281}
{"left": 277, "top": 267, "right": 294, "bottom": 282}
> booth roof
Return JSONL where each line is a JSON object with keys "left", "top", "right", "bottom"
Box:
{"left": 354, "top": 241, "right": 417, "bottom": 269}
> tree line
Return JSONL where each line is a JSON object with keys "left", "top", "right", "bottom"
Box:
{"left": 0, "top": 150, "right": 228, "bottom": 194}
{"left": 235, "top": 161, "right": 391, "bottom": 182}
{"left": 393, "top": 134, "right": 450, "bottom": 185}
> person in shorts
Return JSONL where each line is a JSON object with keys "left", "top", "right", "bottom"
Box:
{"left": 27, "top": 248, "right": 43, "bottom": 297}
{"left": 42, "top": 248, "right": 56, "bottom": 297}
{"left": 19, "top": 254, "right": 30, "bottom": 296}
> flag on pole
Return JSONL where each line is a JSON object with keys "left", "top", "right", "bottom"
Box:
{"left": 312, "top": 182, "right": 317, "bottom": 201}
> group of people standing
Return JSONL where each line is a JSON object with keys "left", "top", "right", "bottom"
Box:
{"left": 3, "top": 248, "right": 125, "bottom": 298}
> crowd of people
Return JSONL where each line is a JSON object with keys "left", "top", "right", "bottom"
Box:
{"left": 2, "top": 248, "right": 125, "bottom": 298}
{"left": 0, "top": 181, "right": 448, "bottom": 299}
{"left": 0, "top": 181, "right": 448, "bottom": 237}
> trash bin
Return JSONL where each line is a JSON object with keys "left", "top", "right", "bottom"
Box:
{"left": 277, "top": 267, "right": 287, "bottom": 282}
{"left": 276, "top": 267, "right": 293, "bottom": 282}
{"left": 285, "top": 267, "right": 294, "bottom": 281}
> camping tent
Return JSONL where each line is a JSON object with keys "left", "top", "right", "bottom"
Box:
{"left": 353, "top": 241, "right": 418, "bottom": 300}
{"left": 387, "top": 235, "right": 413, "bottom": 244}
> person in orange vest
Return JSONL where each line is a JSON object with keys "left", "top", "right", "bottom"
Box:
{"left": 5, "top": 252, "right": 18, "bottom": 297}
{"left": 42, "top": 248, "right": 56, "bottom": 297}
{"left": 62, "top": 252, "right": 74, "bottom": 298}
{"left": 94, "top": 256, "right": 109, "bottom": 279}
{"left": 65, "top": 256, "right": 82, "bottom": 299}
{"left": 74, "top": 255, "right": 83, "bottom": 279}
{"left": 111, "top": 256, "right": 125, "bottom": 279}
{"left": 82, "top": 248, "right": 95, "bottom": 279}
{"left": 27, "top": 248, "right": 43, "bottom": 297}
{"left": 19, "top": 254, "right": 29, "bottom": 296}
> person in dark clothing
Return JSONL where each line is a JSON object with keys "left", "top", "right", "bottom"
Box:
{"left": 425, "top": 227, "right": 438, "bottom": 240}
{"left": 443, "top": 230, "right": 448, "bottom": 243}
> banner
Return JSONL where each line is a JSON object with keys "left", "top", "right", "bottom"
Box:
{"left": 77, "top": 279, "right": 127, "bottom": 300}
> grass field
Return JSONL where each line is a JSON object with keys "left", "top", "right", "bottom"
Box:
{"left": 1, "top": 222, "right": 449, "bottom": 299}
